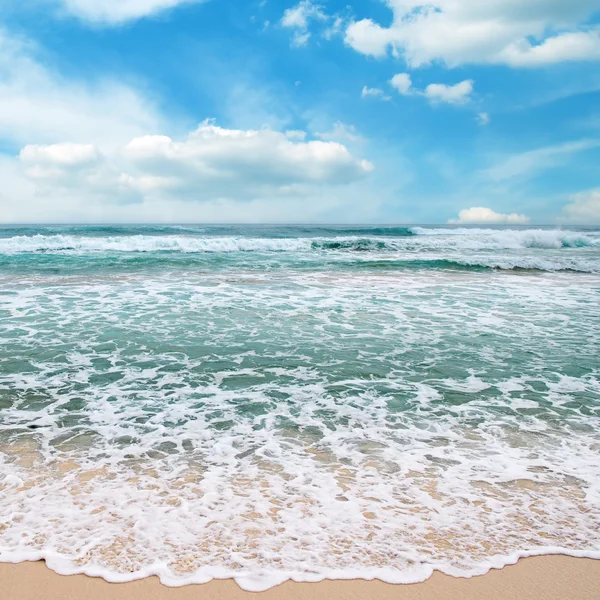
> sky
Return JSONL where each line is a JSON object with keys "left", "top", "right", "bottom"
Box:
{"left": 0, "top": 0, "right": 599, "bottom": 224}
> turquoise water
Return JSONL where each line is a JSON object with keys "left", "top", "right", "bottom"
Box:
{"left": 0, "top": 225, "right": 599, "bottom": 589}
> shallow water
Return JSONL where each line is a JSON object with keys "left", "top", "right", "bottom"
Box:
{"left": 1, "top": 225, "right": 599, "bottom": 590}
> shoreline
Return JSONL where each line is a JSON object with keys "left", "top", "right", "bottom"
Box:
{"left": 2, "top": 556, "right": 600, "bottom": 600}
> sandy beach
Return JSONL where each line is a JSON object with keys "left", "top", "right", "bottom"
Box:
{"left": 2, "top": 556, "right": 599, "bottom": 600}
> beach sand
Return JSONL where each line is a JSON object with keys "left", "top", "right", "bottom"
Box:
{"left": 1, "top": 556, "right": 599, "bottom": 600}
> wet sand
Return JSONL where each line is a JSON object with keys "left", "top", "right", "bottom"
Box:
{"left": 1, "top": 556, "right": 599, "bottom": 600}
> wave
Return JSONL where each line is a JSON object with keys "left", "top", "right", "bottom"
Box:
{"left": 315, "top": 226, "right": 415, "bottom": 237}
{"left": 312, "top": 239, "right": 389, "bottom": 251}
{"left": 2, "top": 231, "right": 600, "bottom": 590}
{"left": 0, "top": 235, "right": 411, "bottom": 254}
{"left": 0, "top": 234, "right": 311, "bottom": 254}
{"left": 410, "top": 228, "right": 600, "bottom": 249}
{"left": 2, "top": 252, "right": 597, "bottom": 275}
{"left": 345, "top": 257, "right": 599, "bottom": 273}
{"left": 436, "top": 257, "right": 599, "bottom": 273}
{"left": 0, "top": 229, "right": 599, "bottom": 257}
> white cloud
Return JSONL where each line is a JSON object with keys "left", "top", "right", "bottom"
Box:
{"left": 323, "top": 15, "right": 345, "bottom": 40}
{"left": 559, "top": 189, "right": 600, "bottom": 223}
{"left": 281, "top": 1, "right": 348, "bottom": 47}
{"left": 449, "top": 207, "right": 530, "bottom": 224}
{"left": 389, "top": 73, "right": 474, "bottom": 104}
{"left": 361, "top": 86, "right": 391, "bottom": 101}
{"left": 499, "top": 30, "right": 600, "bottom": 67}
{"left": 360, "top": 85, "right": 383, "bottom": 98}
{"left": 281, "top": 1, "right": 327, "bottom": 46}
{"left": 50, "top": 0, "right": 203, "bottom": 25}
{"left": 14, "top": 122, "right": 373, "bottom": 206}
{"left": 0, "top": 150, "right": 383, "bottom": 223}
{"left": 291, "top": 30, "right": 311, "bottom": 47}
{"left": 0, "top": 28, "right": 164, "bottom": 150}
{"left": 362, "top": 85, "right": 383, "bottom": 98}
{"left": 484, "top": 139, "right": 600, "bottom": 182}
{"left": 281, "top": 0, "right": 326, "bottom": 29}
{"left": 345, "top": 0, "right": 600, "bottom": 67}
{"left": 424, "top": 80, "right": 474, "bottom": 104}
{"left": 285, "top": 130, "right": 307, "bottom": 140}
{"left": 122, "top": 122, "right": 373, "bottom": 191}
{"left": 389, "top": 73, "right": 412, "bottom": 95}
{"left": 20, "top": 143, "right": 101, "bottom": 169}
{"left": 345, "top": 19, "right": 393, "bottom": 58}
{"left": 20, "top": 143, "right": 102, "bottom": 180}
{"left": 16, "top": 142, "right": 144, "bottom": 203}
{"left": 477, "top": 112, "right": 491, "bottom": 126}
{"left": 315, "top": 122, "right": 361, "bottom": 143}
{"left": 0, "top": 27, "right": 376, "bottom": 221}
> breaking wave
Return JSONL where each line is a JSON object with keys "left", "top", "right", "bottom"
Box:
{"left": 350, "top": 258, "right": 600, "bottom": 273}
{"left": 0, "top": 228, "right": 598, "bottom": 255}
{"left": 410, "top": 228, "right": 600, "bottom": 249}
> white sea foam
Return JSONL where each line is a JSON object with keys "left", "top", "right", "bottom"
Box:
{"left": 410, "top": 227, "right": 600, "bottom": 247}
{"left": 0, "top": 228, "right": 598, "bottom": 256}
{"left": 447, "top": 254, "right": 600, "bottom": 273}
{"left": 1, "top": 269, "right": 600, "bottom": 589}
{"left": 0, "top": 234, "right": 311, "bottom": 254}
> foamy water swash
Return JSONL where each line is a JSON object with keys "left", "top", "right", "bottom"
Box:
{"left": 1, "top": 225, "right": 599, "bottom": 590}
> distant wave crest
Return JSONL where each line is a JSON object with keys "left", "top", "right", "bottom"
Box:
{"left": 0, "top": 229, "right": 598, "bottom": 265}
{"left": 409, "top": 228, "right": 600, "bottom": 249}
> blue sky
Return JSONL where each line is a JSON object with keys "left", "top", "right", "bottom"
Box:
{"left": 0, "top": 0, "right": 599, "bottom": 224}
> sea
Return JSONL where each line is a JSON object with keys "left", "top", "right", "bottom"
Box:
{"left": 0, "top": 224, "right": 599, "bottom": 590}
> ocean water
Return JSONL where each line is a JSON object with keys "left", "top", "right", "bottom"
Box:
{"left": 0, "top": 224, "right": 599, "bottom": 590}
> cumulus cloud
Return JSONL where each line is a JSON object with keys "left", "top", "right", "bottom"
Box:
{"left": 16, "top": 122, "right": 373, "bottom": 205}
{"left": 344, "top": 0, "right": 600, "bottom": 67}
{"left": 285, "top": 130, "right": 307, "bottom": 141}
{"left": 49, "top": 0, "right": 204, "bottom": 25}
{"left": 20, "top": 143, "right": 102, "bottom": 179}
{"left": 18, "top": 143, "right": 143, "bottom": 202}
{"left": 389, "top": 73, "right": 412, "bottom": 95}
{"left": 424, "top": 80, "right": 474, "bottom": 104}
{"left": 1, "top": 149, "right": 384, "bottom": 223}
{"left": 123, "top": 122, "right": 373, "bottom": 191}
{"left": 389, "top": 73, "right": 474, "bottom": 104}
{"left": 449, "top": 207, "right": 530, "bottom": 224}
{"left": 0, "top": 27, "right": 376, "bottom": 221}
{"left": 499, "top": 30, "right": 600, "bottom": 67}
{"left": 559, "top": 189, "right": 600, "bottom": 223}
{"left": 20, "top": 143, "right": 101, "bottom": 169}
{"left": 345, "top": 19, "right": 393, "bottom": 58}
